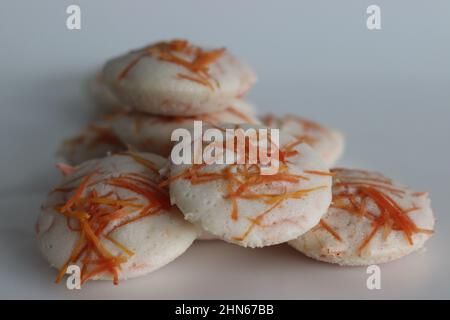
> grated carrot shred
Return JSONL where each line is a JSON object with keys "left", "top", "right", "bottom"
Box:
{"left": 304, "top": 170, "right": 336, "bottom": 177}
{"left": 104, "top": 235, "right": 134, "bottom": 257}
{"left": 60, "top": 172, "right": 96, "bottom": 212}
{"left": 319, "top": 219, "right": 342, "bottom": 241}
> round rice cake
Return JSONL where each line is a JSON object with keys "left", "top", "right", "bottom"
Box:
{"left": 36, "top": 152, "right": 198, "bottom": 284}
{"left": 102, "top": 39, "right": 256, "bottom": 116}
{"left": 167, "top": 124, "right": 333, "bottom": 248}
{"left": 289, "top": 168, "right": 435, "bottom": 266}
{"left": 107, "top": 100, "right": 259, "bottom": 157}
{"left": 260, "top": 114, "right": 344, "bottom": 166}
{"left": 57, "top": 123, "right": 126, "bottom": 165}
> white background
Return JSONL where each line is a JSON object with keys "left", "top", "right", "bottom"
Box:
{"left": 0, "top": 0, "right": 449, "bottom": 299}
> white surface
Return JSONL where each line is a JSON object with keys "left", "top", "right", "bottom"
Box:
{"left": 0, "top": 0, "right": 449, "bottom": 299}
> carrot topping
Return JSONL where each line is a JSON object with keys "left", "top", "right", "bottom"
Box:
{"left": 53, "top": 157, "right": 169, "bottom": 286}
{"left": 85, "top": 197, "right": 144, "bottom": 209}
{"left": 166, "top": 139, "right": 325, "bottom": 240}
{"left": 117, "top": 40, "right": 225, "bottom": 90}
{"left": 325, "top": 169, "right": 433, "bottom": 256}
{"left": 108, "top": 177, "right": 170, "bottom": 210}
